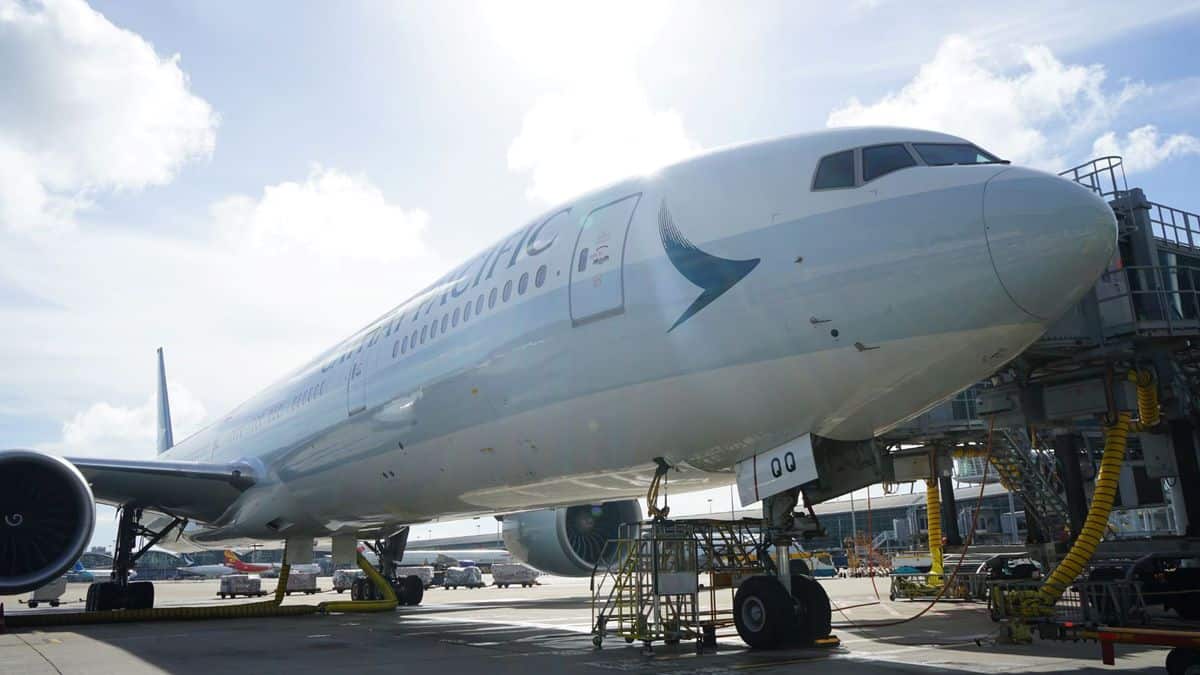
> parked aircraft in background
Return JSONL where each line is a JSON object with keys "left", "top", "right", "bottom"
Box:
{"left": 177, "top": 550, "right": 318, "bottom": 578}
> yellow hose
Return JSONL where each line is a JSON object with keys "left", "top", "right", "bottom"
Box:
{"left": 317, "top": 552, "right": 397, "bottom": 614}
{"left": 1037, "top": 413, "right": 1129, "bottom": 604}
{"left": 925, "top": 480, "right": 944, "bottom": 585}
{"left": 1036, "top": 369, "right": 1159, "bottom": 607}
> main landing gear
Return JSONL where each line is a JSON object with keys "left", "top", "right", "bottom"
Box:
{"left": 86, "top": 506, "right": 186, "bottom": 611}
{"left": 354, "top": 527, "right": 424, "bottom": 606}
{"left": 732, "top": 487, "right": 833, "bottom": 649}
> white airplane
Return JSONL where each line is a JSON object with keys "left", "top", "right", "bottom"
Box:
{"left": 176, "top": 550, "right": 320, "bottom": 578}
{"left": 1, "top": 127, "right": 1114, "bottom": 645}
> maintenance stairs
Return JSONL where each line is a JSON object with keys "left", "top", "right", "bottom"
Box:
{"left": 989, "top": 428, "right": 1071, "bottom": 542}
{"left": 590, "top": 519, "right": 770, "bottom": 651}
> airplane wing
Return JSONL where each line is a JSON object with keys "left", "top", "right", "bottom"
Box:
{"left": 66, "top": 456, "right": 258, "bottom": 523}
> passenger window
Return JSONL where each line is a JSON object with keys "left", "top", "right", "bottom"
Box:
{"left": 577, "top": 248, "right": 589, "bottom": 272}
{"left": 862, "top": 144, "right": 916, "bottom": 182}
{"left": 440, "top": 314, "right": 448, "bottom": 332}
{"left": 430, "top": 320, "right": 437, "bottom": 339}
{"left": 462, "top": 303, "right": 470, "bottom": 322}
{"left": 518, "top": 272, "right": 529, "bottom": 295}
{"left": 476, "top": 295, "right": 485, "bottom": 315}
{"left": 489, "top": 287, "right": 498, "bottom": 309}
{"left": 411, "top": 330, "right": 418, "bottom": 348}
{"left": 813, "top": 150, "right": 855, "bottom": 189}
{"left": 452, "top": 308, "right": 459, "bottom": 327}
{"left": 535, "top": 265, "right": 547, "bottom": 288}
{"left": 402, "top": 336, "right": 408, "bottom": 354}
{"left": 420, "top": 325, "right": 427, "bottom": 344}
{"left": 503, "top": 280, "right": 513, "bottom": 302}
{"left": 392, "top": 340, "right": 399, "bottom": 358}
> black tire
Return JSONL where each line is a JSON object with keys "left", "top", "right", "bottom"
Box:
{"left": 50, "top": 600, "right": 59, "bottom": 607}
{"left": 86, "top": 582, "right": 121, "bottom": 611}
{"left": 128, "top": 581, "right": 154, "bottom": 609}
{"left": 401, "top": 576, "right": 424, "bottom": 606}
{"left": 790, "top": 575, "right": 832, "bottom": 644}
{"left": 1167, "top": 648, "right": 1200, "bottom": 675}
{"left": 733, "top": 576, "right": 795, "bottom": 649}
{"left": 28, "top": 600, "right": 38, "bottom": 608}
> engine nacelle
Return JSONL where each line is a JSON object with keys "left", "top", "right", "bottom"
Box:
{"left": 0, "top": 450, "right": 96, "bottom": 595}
{"left": 502, "top": 500, "right": 641, "bottom": 576}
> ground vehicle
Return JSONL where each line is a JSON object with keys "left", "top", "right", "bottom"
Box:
{"left": 444, "top": 566, "right": 484, "bottom": 589}
{"left": 217, "top": 574, "right": 266, "bottom": 598}
{"left": 26, "top": 576, "right": 67, "bottom": 608}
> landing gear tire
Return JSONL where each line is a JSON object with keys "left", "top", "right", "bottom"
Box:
{"left": 128, "top": 581, "right": 154, "bottom": 610}
{"left": 733, "top": 576, "right": 795, "bottom": 649}
{"left": 790, "top": 575, "right": 831, "bottom": 644}
{"left": 86, "top": 581, "right": 121, "bottom": 611}
{"left": 28, "top": 601, "right": 38, "bottom": 609}
{"left": 401, "top": 575, "right": 424, "bottom": 606}
{"left": 1167, "top": 647, "right": 1200, "bottom": 675}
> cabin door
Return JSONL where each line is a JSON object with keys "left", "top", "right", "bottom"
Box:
{"left": 346, "top": 327, "right": 381, "bottom": 416}
{"left": 568, "top": 193, "right": 641, "bottom": 326}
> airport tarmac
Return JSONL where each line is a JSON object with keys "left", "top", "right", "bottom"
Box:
{"left": 0, "top": 576, "right": 1171, "bottom": 673}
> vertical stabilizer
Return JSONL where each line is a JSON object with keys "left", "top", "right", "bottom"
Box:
{"left": 156, "top": 347, "right": 174, "bottom": 454}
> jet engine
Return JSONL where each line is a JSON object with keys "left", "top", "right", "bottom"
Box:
{"left": 0, "top": 450, "right": 96, "bottom": 594}
{"left": 502, "top": 500, "right": 641, "bottom": 576}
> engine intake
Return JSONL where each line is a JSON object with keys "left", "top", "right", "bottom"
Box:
{"left": 0, "top": 450, "right": 96, "bottom": 595}
{"left": 502, "top": 500, "right": 641, "bottom": 576}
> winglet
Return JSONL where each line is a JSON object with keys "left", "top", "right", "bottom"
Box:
{"left": 156, "top": 347, "right": 174, "bottom": 454}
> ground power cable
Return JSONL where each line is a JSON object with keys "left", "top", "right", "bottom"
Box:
{"left": 830, "top": 417, "right": 996, "bottom": 631}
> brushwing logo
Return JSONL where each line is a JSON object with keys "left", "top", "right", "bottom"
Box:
{"left": 658, "top": 201, "right": 760, "bottom": 332}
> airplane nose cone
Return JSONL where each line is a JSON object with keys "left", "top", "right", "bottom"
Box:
{"left": 984, "top": 168, "right": 1117, "bottom": 321}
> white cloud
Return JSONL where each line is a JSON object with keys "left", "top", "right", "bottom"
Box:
{"left": 59, "top": 384, "right": 208, "bottom": 460}
{"left": 0, "top": 0, "right": 217, "bottom": 231}
{"left": 1092, "top": 125, "right": 1200, "bottom": 174}
{"left": 508, "top": 77, "right": 701, "bottom": 204}
{"left": 212, "top": 165, "right": 429, "bottom": 262}
{"left": 826, "top": 35, "right": 1142, "bottom": 169}
{"left": 0, "top": 166, "right": 444, "bottom": 440}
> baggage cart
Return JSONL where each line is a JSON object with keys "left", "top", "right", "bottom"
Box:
{"left": 218, "top": 574, "right": 266, "bottom": 598}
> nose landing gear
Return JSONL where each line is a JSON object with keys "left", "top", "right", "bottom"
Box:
{"left": 732, "top": 487, "right": 834, "bottom": 649}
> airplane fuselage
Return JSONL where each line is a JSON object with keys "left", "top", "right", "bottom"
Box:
{"left": 158, "top": 127, "right": 1115, "bottom": 546}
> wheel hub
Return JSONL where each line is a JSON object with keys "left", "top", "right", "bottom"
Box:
{"left": 742, "top": 596, "right": 766, "bottom": 632}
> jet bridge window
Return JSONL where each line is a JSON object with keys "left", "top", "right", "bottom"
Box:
{"left": 862, "top": 143, "right": 917, "bottom": 182}
{"left": 912, "top": 143, "right": 1005, "bottom": 166}
{"left": 812, "top": 150, "right": 855, "bottom": 190}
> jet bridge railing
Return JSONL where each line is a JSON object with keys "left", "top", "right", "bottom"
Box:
{"left": 1059, "top": 155, "right": 1128, "bottom": 201}
{"left": 1096, "top": 264, "right": 1200, "bottom": 337}
{"left": 1148, "top": 202, "right": 1200, "bottom": 252}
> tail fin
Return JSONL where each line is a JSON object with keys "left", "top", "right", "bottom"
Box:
{"left": 224, "top": 550, "right": 242, "bottom": 564}
{"left": 156, "top": 347, "right": 174, "bottom": 454}
{"left": 74, "top": 561, "right": 84, "bottom": 572}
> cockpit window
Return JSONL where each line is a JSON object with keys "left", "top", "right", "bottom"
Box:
{"left": 913, "top": 143, "right": 1005, "bottom": 166}
{"left": 862, "top": 144, "right": 917, "bottom": 182}
{"left": 812, "top": 150, "right": 855, "bottom": 190}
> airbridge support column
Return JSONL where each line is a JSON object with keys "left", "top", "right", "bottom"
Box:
{"left": 939, "top": 474, "right": 962, "bottom": 547}
{"left": 1169, "top": 419, "right": 1200, "bottom": 536}
{"left": 1053, "top": 434, "right": 1087, "bottom": 537}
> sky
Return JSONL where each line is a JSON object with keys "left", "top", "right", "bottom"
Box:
{"left": 2, "top": 0, "right": 1199, "bottom": 549}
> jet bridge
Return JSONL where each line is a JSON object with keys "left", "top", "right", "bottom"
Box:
{"left": 882, "top": 155, "right": 1200, "bottom": 633}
